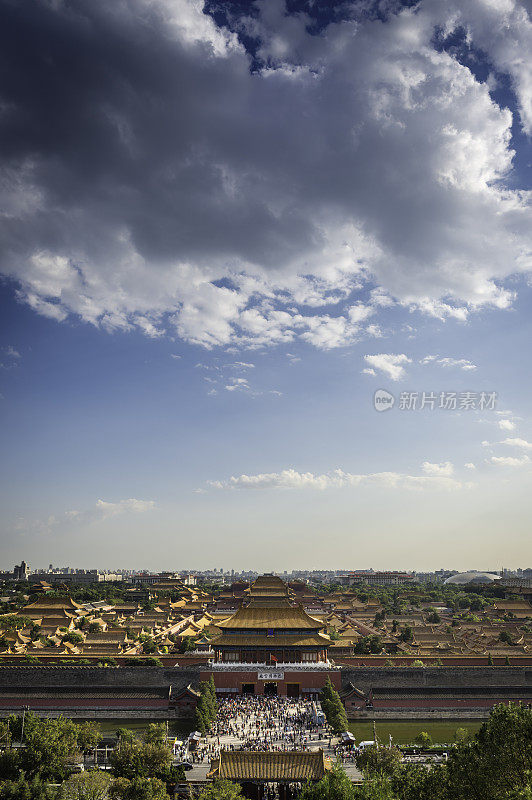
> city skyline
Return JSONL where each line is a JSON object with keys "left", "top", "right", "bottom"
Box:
{"left": 1, "top": 0, "right": 532, "bottom": 570}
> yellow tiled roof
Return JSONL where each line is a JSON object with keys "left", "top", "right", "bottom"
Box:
{"left": 208, "top": 750, "right": 332, "bottom": 782}
{"left": 217, "top": 605, "right": 323, "bottom": 631}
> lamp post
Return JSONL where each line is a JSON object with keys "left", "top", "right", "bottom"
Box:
{"left": 20, "top": 705, "right": 29, "bottom": 743}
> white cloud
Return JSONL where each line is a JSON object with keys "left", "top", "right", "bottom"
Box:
{"left": 1, "top": 0, "right": 531, "bottom": 349}
{"left": 95, "top": 498, "right": 157, "bottom": 517}
{"left": 207, "top": 466, "right": 468, "bottom": 491}
{"left": 500, "top": 437, "right": 532, "bottom": 449}
{"left": 348, "top": 303, "right": 374, "bottom": 323}
{"left": 464, "top": 462, "right": 476, "bottom": 470}
{"left": 13, "top": 497, "right": 156, "bottom": 535}
{"left": 362, "top": 367, "right": 376, "bottom": 376}
{"left": 422, "top": 461, "right": 454, "bottom": 477}
{"left": 1, "top": 345, "right": 22, "bottom": 369}
{"left": 170, "top": 354, "right": 182, "bottom": 360}
{"left": 420, "top": 355, "right": 477, "bottom": 371}
{"left": 366, "top": 324, "right": 383, "bottom": 339}
{"left": 489, "top": 454, "right": 530, "bottom": 467}
{"left": 363, "top": 353, "right": 411, "bottom": 381}
{"left": 498, "top": 418, "right": 516, "bottom": 431}
{"left": 225, "top": 378, "right": 250, "bottom": 392}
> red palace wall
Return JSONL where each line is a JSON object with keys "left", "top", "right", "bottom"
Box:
{"left": 201, "top": 668, "right": 341, "bottom": 697}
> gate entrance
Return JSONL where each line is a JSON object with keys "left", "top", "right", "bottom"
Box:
{"left": 263, "top": 682, "right": 278, "bottom": 696}
{"left": 242, "top": 683, "right": 255, "bottom": 695}
{"left": 286, "top": 683, "right": 300, "bottom": 698}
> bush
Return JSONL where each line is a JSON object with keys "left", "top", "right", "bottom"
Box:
{"left": 414, "top": 731, "right": 432, "bottom": 747}
{"left": 123, "top": 657, "right": 163, "bottom": 667}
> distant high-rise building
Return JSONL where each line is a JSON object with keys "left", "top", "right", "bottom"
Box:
{"left": 13, "top": 560, "right": 29, "bottom": 581}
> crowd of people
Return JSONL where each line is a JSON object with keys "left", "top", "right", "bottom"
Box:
{"left": 206, "top": 695, "right": 332, "bottom": 755}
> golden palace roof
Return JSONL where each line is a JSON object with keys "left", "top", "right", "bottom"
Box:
{"left": 216, "top": 603, "right": 324, "bottom": 631}
{"left": 208, "top": 749, "right": 332, "bottom": 782}
{"left": 247, "top": 575, "right": 292, "bottom": 598}
{"left": 22, "top": 597, "right": 82, "bottom": 614}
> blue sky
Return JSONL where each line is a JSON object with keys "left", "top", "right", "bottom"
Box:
{"left": 1, "top": 0, "right": 531, "bottom": 571}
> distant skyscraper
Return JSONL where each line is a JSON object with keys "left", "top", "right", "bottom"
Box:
{"left": 13, "top": 560, "right": 29, "bottom": 581}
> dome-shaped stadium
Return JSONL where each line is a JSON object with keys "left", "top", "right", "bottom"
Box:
{"left": 444, "top": 571, "right": 501, "bottom": 585}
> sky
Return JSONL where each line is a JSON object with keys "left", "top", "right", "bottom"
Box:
{"left": 1, "top": 0, "right": 532, "bottom": 573}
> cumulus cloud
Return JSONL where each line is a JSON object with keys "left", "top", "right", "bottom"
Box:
{"left": 464, "top": 462, "right": 476, "bottom": 470}
{"left": 422, "top": 461, "right": 454, "bottom": 477}
{"left": 420, "top": 356, "right": 477, "bottom": 371}
{"left": 489, "top": 454, "right": 530, "bottom": 467}
{"left": 498, "top": 418, "right": 516, "bottom": 431}
{"left": 363, "top": 353, "right": 411, "bottom": 381}
{"left": 500, "top": 437, "right": 532, "bottom": 449}
{"left": 207, "top": 466, "right": 468, "bottom": 491}
{"left": 0, "top": 0, "right": 530, "bottom": 349}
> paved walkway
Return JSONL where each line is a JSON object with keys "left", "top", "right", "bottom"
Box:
{"left": 185, "top": 697, "right": 362, "bottom": 783}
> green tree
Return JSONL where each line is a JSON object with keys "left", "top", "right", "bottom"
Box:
{"left": 454, "top": 727, "right": 469, "bottom": 743}
{"left": 354, "top": 636, "right": 383, "bottom": 655}
{"left": 76, "top": 721, "right": 101, "bottom": 752}
{"left": 355, "top": 746, "right": 402, "bottom": 777}
{"left": 353, "top": 774, "right": 397, "bottom": 800}
{"left": 399, "top": 626, "right": 413, "bottom": 642}
{"left": 0, "top": 776, "right": 59, "bottom": 800}
{"left": 299, "top": 764, "right": 356, "bottom": 800}
{"left": 499, "top": 631, "right": 514, "bottom": 645}
{"left": 20, "top": 714, "right": 82, "bottom": 781}
{"left": 197, "top": 780, "right": 245, "bottom": 800}
{"left": 62, "top": 632, "right": 84, "bottom": 645}
{"left": 109, "top": 777, "right": 169, "bottom": 800}
{"left": 208, "top": 674, "right": 218, "bottom": 719}
{"left": 60, "top": 771, "right": 111, "bottom": 800}
{"left": 115, "top": 728, "right": 135, "bottom": 744}
{"left": 414, "top": 731, "right": 432, "bottom": 747}
{"left": 0, "top": 750, "right": 21, "bottom": 781}
{"left": 110, "top": 737, "right": 173, "bottom": 781}
{"left": 446, "top": 703, "right": 532, "bottom": 800}
{"left": 143, "top": 724, "right": 166, "bottom": 747}
{"left": 391, "top": 763, "right": 447, "bottom": 800}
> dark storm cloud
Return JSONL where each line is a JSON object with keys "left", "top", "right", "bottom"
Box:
{"left": 0, "top": 0, "right": 530, "bottom": 346}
